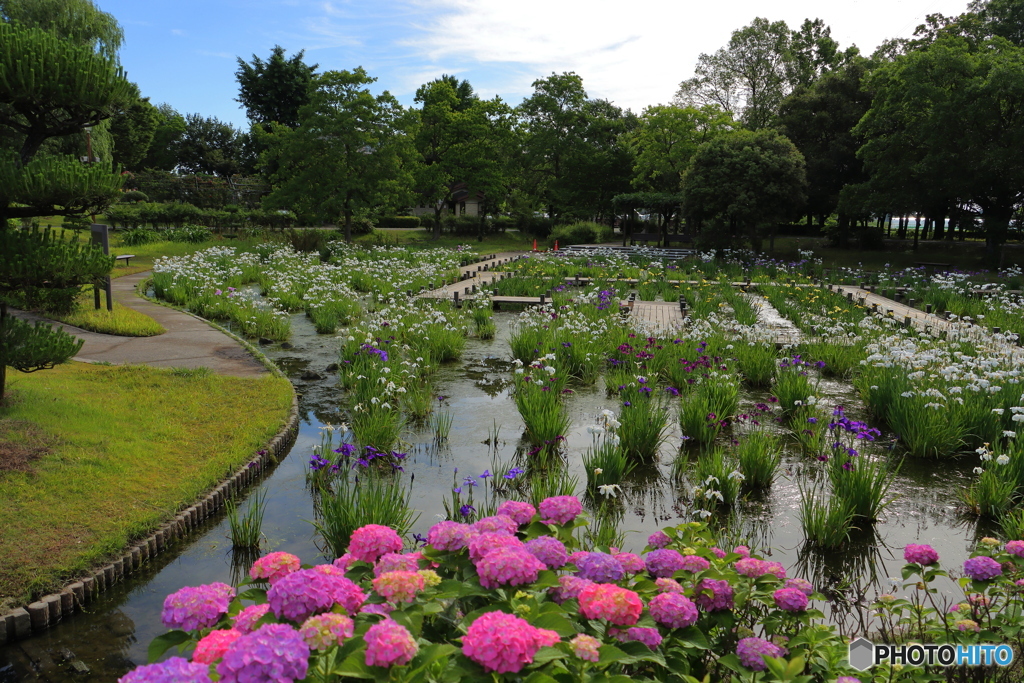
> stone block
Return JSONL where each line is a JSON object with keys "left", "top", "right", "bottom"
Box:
{"left": 27, "top": 602, "right": 48, "bottom": 630}
{"left": 43, "top": 594, "right": 61, "bottom": 623}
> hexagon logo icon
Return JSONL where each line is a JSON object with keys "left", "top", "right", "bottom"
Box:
{"left": 849, "top": 637, "right": 875, "bottom": 671}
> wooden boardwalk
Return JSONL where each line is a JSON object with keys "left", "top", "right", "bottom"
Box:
{"left": 629, "top": 301, "right": 686, "bottom": 334}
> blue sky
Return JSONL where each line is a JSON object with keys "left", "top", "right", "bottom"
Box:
{"left": 99, "top": 0, "right": 970, "bottom": 130}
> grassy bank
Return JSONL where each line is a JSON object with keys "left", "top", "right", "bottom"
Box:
{"left": 0, "top": 363, "right": 293, "bottom": 606}
{"left": 53, "top": 287, "right": 166, "bottom": 336}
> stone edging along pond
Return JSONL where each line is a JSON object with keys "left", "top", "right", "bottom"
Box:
{"left": 0, "top": 290, "right": 301, "bottom": 645}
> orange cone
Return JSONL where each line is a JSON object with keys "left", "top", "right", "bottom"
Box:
{"left": 533, "top": 239, "right": 537, "bottom": 251}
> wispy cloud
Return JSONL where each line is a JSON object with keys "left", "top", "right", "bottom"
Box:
{"left": 170, "top": 28, "right": 186, "bottom": 37}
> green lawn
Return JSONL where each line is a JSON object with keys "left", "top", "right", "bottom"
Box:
{"left": 0, "top": 363, "right": 293, "bottom": 605}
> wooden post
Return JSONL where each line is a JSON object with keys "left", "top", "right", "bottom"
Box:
{"left": 453, "top": 291, "right": 460, "bottom": 308}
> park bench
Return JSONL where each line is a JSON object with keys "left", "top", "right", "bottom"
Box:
{"left": 115, "top": 254, "right": 135, "bottom": 267}
{"left": 629, "top": 232, "right": 661, "bottom": 246}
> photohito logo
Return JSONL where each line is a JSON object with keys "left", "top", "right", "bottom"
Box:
{"left": 848, "top": 637, "right": 1014, "bottom": 671}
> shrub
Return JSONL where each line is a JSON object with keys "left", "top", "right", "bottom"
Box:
{"left": 121, "top": 190, "right": 149, "bottom": 203}
{"left": 375, "top": 215, "right": 421, "bottom": 229}
{"left": 120, "top": 227, "right": 159, "bottom": 246}
{"left": 103, "top": 204, "right": 141, "bottom": 228}
{"left": 165, "top": 225, "right": 213, "bottom": 243}
{"left": 550, "top": 221, "right": 614, "bottom": 246}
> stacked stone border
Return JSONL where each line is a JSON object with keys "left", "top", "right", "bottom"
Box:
{"left": 0, "top": 377, "right": 299, "bottom": 645}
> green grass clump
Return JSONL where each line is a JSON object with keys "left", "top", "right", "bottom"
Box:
{"left": 54, "top": 291, "right": 165, "bottom": 337}
{"left": 0, "top": 363, "right": 293, "bottom": 603}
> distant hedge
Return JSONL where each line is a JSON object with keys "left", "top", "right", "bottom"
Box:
{"left": 375, "top": 215, "right": 422, "bottom": 229}
{"left": 102, "top": 202, "right": 296, "bottom": 230}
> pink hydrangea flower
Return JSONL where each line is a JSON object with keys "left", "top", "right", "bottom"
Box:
{"left": 333, "top": 553, "right": 356, "bottom": 571}
{"left": 567, "top": 550, "right": 589, "bottom": 565}
{"left": 373, "top": 570, "right": 426, "bottom": 603}
{"left": 956, "top": 619, "right": 980, "bottom": 632}
{"left": 655, "top": 577, "right": 684, "bottom": 594}
{"left": 733, "top": 545, "right": 751, "bottom": 558}
{"left": 904, "top": 544, "right": 939, "bottom": 565}
{"left": 267, "top": 567, "right": 366, "bottom": 621}
{"left": 837, "top": 678, "right": 862, "bottom": 683}
{"left": 374, "top": 552, "right": 421, "bottom": 576}
{"left": 784, "top": 578, "right": 814, "bottom": 596}
{"left": 578, "top": 583, "right": 643, "bottom": 626}
{"left": 1005, "top": 540, "right": 1024, "bottom": 558}
{"left": 468, "top": 531, "right": 524, "bottom": 562}
{"left": 119, "top": 657, "right": 212, "bottom": 683}
{"left": 496, "top": 500, "right": 537, "bottom": 525}
{"left": 735, "top": 558, "right": 785, "bottom": 579}
{"left": 232, "top": 604, "right": 270, "bottom": 634}
{"left": 710, "top": 547, "right": 727, "bottom": 559}
{"left": 649, "top": 592, "right": 699, "bottom": 628}
{"left": 473, "top": 515, "right": 518, "bottom": 535}
{"left": 348, "top": 524, "right": 403, "bottom": 563}
{"left": 647, "top": 530, "right": 671, "bottom": 549}
{"left": 360, "top": 603, "right": 395, "bottom": 617}
{"left": 525, "top": 535, "right": 568, "bottom": 569}
{"left": 538, "top": 496, "right": 583, "bottom": 525}
{"left": 193, "top": 629, "right": 242, "bottom": 664}
{"left": 736, "top": 636, "right": 785, "bottom": 671}
{"left": 680, "top": 555, "right": 711, "bottom": 573}
{"left": 550, "top": 576, "right": 594, "bottom": 604}
{"left": 217, "top": 623, "right": 309, "bottom": 683}
{"left": 964, "top": 556, "right": 1002, "bottom": 581}
{"left": 614, "top": 552, "right": 646, "bottom": 573}
{"left": 426, "top": 521, "right": 476, "bottom": 551}
{"left": 570, "top": 634, "right": 601, "bottom": 662}
{"left": 161, "top": 582, "right": 234, "bottom": 631}
{"left": 575, "top": 552, "right": 625, "bottom": 582}
{"left": 462, "top": 611, "right": 559, "bottom": 673}
{"left": 249, "top": 552, "right": 301, "bottom": 585}
{"left": 476, "top": 546, "right": 546, "bottom": 589}
{"left": 694, "top": 579, "right": 734, "bottom": 612}
{"left": 645, "top": 549, "right": 687, "bottom": 578}
{"left": 300, "top": 613, "right": 355, "bottom": 650}
{"left": 364, "top": 619, "right": 418, "bottom": 668}
{"left": 774, "top": 587, "right": 809, "bottom": 612}
{"left": 617, "top": 626, "right": 662, "bottom": 650}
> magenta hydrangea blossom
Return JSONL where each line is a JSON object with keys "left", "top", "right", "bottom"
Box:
{"left": 495, "top": 500, "right": 537, "bottom": 526}
{"left": 680, "top": 555, "right": 711, "bottom": 573}
{"left": 267, "top": 567, "right": 366, "bottom": 621}
{"left": 710, "top": 547, "right": 727, "bottom": 559}
{"left": 462, "top": 611, "right": 559, "bottom": 673}
{"left": 473, "top": 515, "right": 518, "bottom": 535}
{"left": 333, "top": 553, "right": 356, "bottom": 571}
{"left": 161, "top": 582, "right": 234, "bottom": 631}
{"left": 360, "top": 603, "right": 395, "bottom": 617}
{"left": 570, "top": 634, "right": 601, "bottom": 662}
{"left": 426, "top": 520, "right": 476, "bottom": 551}
{"left": 647, "top": 530, "right": 671, "bottom": 549}
{"left": 649, "top": 592, "right": 699, "bottom": 628}
{"left": 736, "top": 637, "right": 785, "bottom": 671}
{"left": 538, "top": 495, "right": 583, "bottom": 525}
{"left": 655, "top": 577, "right": 684, "bottom": 594}
{"left": 619, "top": 626, "right": 663, "bottom": 650}
{"left": 733, "top": 545, "right": 751, "bottom": 558}
{"left": 614, "top": 552, "right": 646, "bottom": 574}
{"left": 373, "top": 570, "right": 426, "bottom": 603}
{"left": 232, "top": 604, "right": 270, "bottom": 634}
{"left": 964, "top": 555, "right": 1003, "bottom": 581}
{"left": 836, "top": 678, "right": 862, "bottom": 683}
{"left": 735, "top": 558, "right": 786, "bottom": 579}
{"left": 578, "top": 583, "right": 643, "bottom": 626}
{"left": 249, "top": 552, "right": 301, "bottom": 585}
{"left": 217, "top": 623, "right": 310, "bottom": 683}
{"left": 694, "top": 579, "right": 734, "bottom": 612}
{"left": 575, "top": 552, "right": 626, "bottom": 583}
{"left": 645, "top": 548, "right": 687, "bottom": 578}
{"left": 550, "top": 576, "right": 595, "bottom": 604}
{"left": 476, "top": 546, "right": 546, "bottom": 589}
{"left": 363, "top": 619, "right": 418, "bottom": 668}
{"left": 784, "top": 578, "right": 814, "bottom": 596}
{"left": 119, "top": 657, "right": 212, "bottom": 683}
{"left": 374, "top": 552, "right": 421, "bottom": 576}
{"left": 299, "top": 613, "right": 355, "bottom": 651}
{"left": 468, "top": 531, "right": 524, "bottom": 562}
{"left": 348, "top": 524, "right": 403, "bottom": 563}
{"left": 904, "top": 544, "right": 939, "bottom": 565}
{"left": 774, "top": 587, "right": 809, "bottom": 612}
{"left": 1006, "top": 540, "right": 1024, "bottom": 558}
{"left": 193, "top": 629, "right": 243, "bottom": 664}
{"left": 567, "top": 550, "right": 588, "bottom": 566}
{"left": 524, "top": 535, "right": 569, "bottom": 569}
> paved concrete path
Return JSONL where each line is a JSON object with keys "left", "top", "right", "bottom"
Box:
{"left": 10, "top": 272, "right": 268, "bottom": 377}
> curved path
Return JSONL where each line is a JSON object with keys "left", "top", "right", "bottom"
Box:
{"left": 10, "top": 272, "right": 268, "bottom": 377}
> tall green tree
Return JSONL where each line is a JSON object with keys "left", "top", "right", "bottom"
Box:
{"left": 856, "top": 35, "right": 1024, "bottom": 260}
{"left": 109, "top": 97, "right": 160, "bottom": 170}
{"left": 0, "top": 0, "right": 122, "bottom": 55}
{"left": 236, "top": 46, "right": 318, "bottom": 129}
{"left": 176, "top": 113, "right": 243, "bottom": 177}
{"left": 140, "top": 103, "right": 186, "bottom": 171}
{"left": 263, "top": 67, "right": 416, "bottom": 242}
{"left": 682, "top": 129, "right": 806, "bottom": 250}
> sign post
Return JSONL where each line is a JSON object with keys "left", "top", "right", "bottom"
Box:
{"left": 90, "top": 224, "right": 113, "bottom": 311}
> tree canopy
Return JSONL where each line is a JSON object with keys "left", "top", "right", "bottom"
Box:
{"left": 235, "top": 45, "right": 318, "bottom": 129}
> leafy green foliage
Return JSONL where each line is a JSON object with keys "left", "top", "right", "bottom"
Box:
{"left": 235, "top": 45, "right": 317, "bottom": 129}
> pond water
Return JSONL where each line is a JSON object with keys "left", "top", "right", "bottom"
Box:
{"left": 0, "top": 310, "right": 989, "bottom": 681}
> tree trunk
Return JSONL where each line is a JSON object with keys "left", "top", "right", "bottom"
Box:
{"left": 983, "top": 203, "right": 1014, "bottom": 267}
{"left": 433, "top": 206, "right": 442, "bottom": 241}
{"left": 344, "top": 211, "right": 352, "bottom": 243}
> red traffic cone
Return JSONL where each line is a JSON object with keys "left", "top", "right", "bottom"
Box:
{"left": 533, "top": 239, "right": 537, "bottom": 251}
{"left": 554, "top": 240, "right": 559, "bottom": 251}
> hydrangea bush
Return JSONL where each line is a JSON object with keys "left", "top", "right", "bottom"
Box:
{"left": 128, "top": 498, "right": 1024, "bottom": 683}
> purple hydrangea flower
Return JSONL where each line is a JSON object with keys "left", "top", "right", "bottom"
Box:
{"left": 736, "top": 637, "right": 785, "bottom": 671}
{"left": 645, "top": 549, "right": 687, "bottom": 578}
{"left": 267, "top": 566, "right": 366, "bottom": 621}
{"left": 614, "top": 552, "right": 646, "bottom": 573}
{"left": 473, "top": 515, "right": 518, "bottom": 535}
{"left": 647, "top": 530, "right": 671, "bottom": 549}
{"left": 524, "top": 536, "right": 568, "bottom": 569}
{"left": 964, "top": 556, "right": 1003, "bottom": 581}
{"left": 538, "top": 496, "right": 583, "bottom": 525}
{"left": 648, "top": 592, "right": 699, "bottom": 628}
{"left": 217, "top": 623, "right": 310, "bottom": 683}
{"left": 618, "top": 626, "right": 662, "bottom": 650}
{"left": 774, "top": 587, "right": 809, "bottom": 612}
{"left": 784, "top": 578, "right": 814, "bottom": 596}
{"left": 550, "top": 576, "right": 594, "bottom": 604}
{"left": 694, "top": 579, "right": 734, "bottom": 612}
{"left": 1007, "top": 540, "right": 1024, "bottom": 558}
{"left": 680, "top": 555, "right": 710, "bottom": 573}
{"left": 161, "top": 582, "right": 234, "bottom": 631}
{"left": 119, "top": 658, "right": 212, "bottom": 683}
{"left": 576, "top": 552, "right": 626, "bottom": 583}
